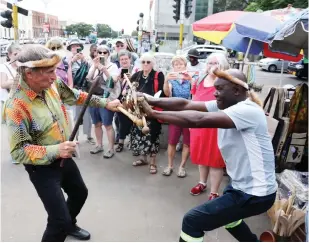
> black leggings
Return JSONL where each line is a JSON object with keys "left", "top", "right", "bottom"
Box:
{"left": 117, "top": 112, "right": 133, "bottom": 141}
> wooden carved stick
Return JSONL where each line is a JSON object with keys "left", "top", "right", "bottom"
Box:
{"left": 141, "top": 116, "right": 150, "bottom": 134}
{"left": 118, "top": 106, "right": 143, "bottom": 127}
{"left": 60, "top": 77, "right": 101, "bottom": 167}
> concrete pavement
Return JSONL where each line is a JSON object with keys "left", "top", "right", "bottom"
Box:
{"left": 1, "top": 124, "right": 271, "bottom": 242}
{"left": 0, "top": 46, "right": 305, "bottom": 241}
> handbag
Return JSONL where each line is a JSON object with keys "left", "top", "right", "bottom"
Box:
{"left": 263, "top": 88, "right": 280, "bottom": 141}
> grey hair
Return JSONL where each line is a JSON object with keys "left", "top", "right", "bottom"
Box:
{"left": 6, "top": 43, "right": 21, "bottom": 62}
{"left": 206, "top": 52, "right": 229, "bottom": 71}
{"left": 118, "top": 50, "right": 132, "bottom": 59}
{"left": 140, "top": 52, "right": 156, "bottom": 66}
{"left": 97, "top": 45, "right": 110, "bottom": 55}
{"left": 7, "top": 43, "right": 21, "bottom": 55}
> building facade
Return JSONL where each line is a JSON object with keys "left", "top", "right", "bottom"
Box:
{"left": 32, "top": 10, "right": 61, "bottom": 38}
{"left": 154, "top": 0, "right": 196, "bottom": 41}
{"left": 195, "top": 0, "right": 208, "bottom": 21}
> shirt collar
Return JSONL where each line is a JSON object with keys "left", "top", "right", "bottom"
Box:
{"left": 19, "top": 78, "right": 39, "bottom": 101}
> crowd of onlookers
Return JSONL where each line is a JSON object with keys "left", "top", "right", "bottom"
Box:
{"left": 0, "top": 37, "right": 231, "bottom": 200}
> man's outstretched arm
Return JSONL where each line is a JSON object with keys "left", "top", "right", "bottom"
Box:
{"left": 146, "top": 96, "right": 208, "bottom": 112}
{"left": 149, "top": 110, "right": 235, "bottom": 129}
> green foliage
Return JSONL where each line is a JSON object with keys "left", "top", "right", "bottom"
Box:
{"left": 131, "top": 30, "right": 138, "bottom": 36}
{"left": 97, "top": 24, "right": 112, "bottom": 38}
{"left": 244, "top": 0, "right": 308, "bottom": 11}
{"left": 66, "top": 22, "right": 121, "bottom": 38}
{"left": 65, "top": 22, "right": 94, "bottom": 38}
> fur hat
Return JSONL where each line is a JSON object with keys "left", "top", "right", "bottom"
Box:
{"left": 15, "top": 44, "right": 61, "bottom": 68}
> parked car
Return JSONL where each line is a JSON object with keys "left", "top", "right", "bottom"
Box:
{"left": 178, "top": 44, "right": 228, "bottom": 62}
{"left": 288, "top": 60, "right": 308, "bottom": 80}
{"left": 258, "top": 58, "right": 289, "bottom": 72}
{"left": 79, "top": 38, "right": 86, "bottom": 44}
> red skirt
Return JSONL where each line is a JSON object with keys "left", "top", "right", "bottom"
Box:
{"left": 190, "top": 127, "right": 225, "bottom": 168}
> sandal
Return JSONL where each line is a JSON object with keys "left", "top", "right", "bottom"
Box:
{"left": 116, "top": 143, "right": 124, "bottom": 153}
{"left": 177, "top": 167, "right": 187, "bottom": 178}
{"left": 162, "top": 167, "right": 173, "bottom": 176}
{"left": 149, "top": 164, "right": 157, "bottom": 174}
{"left": 132, "top": 159, "right": 148, "bottom": 166}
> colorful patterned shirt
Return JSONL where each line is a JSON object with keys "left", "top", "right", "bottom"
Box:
{"left": 3, "top": 78, "right": 107, "bottom": 166}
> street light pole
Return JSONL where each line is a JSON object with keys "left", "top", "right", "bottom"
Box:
{"left": 13, "top": 0, "right": 19, "bottom": 42}
{"left": 137, "top": 12, "right": 144, "bottom": 56}
{"left": 208, "top": 0, "right": 214, "bottom": 16}
{"left": 178, "top": 0, "right": 185, "bottom": 49}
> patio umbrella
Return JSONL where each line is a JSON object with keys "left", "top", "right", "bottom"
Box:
{"left": 222, "top": 12, "right": 281, "bottom": 55}
{"left": 192, "top": 11, "right": 245, "bottom": 44}
{"left": 268, "top": 8, "right": 309, "bottom": 57}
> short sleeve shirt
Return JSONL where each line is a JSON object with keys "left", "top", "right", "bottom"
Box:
{"left": 205, "top": 99, "right": 278, "bottom": 196}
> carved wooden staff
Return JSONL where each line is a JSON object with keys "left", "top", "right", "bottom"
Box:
{"left": 117, "top": 74, "right": 150, "bottom": 134}
{"left": 60, "top": 77, "right": 101, "bottom": 167}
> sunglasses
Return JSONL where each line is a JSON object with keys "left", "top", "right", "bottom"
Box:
{"left": 51, "top": 46, "right": 61, "bottom": 51}
{"left": 98, "top": 51, "right": 108, "bottom": 55}
{"left": 142, "top": 61, "right": 151, "bottom": 64}
{"left": 116, "top": 45, "right": 124, "bottom": 48}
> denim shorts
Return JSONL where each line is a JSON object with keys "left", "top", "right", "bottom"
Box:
{"left": 89, "top": 107, "right": 114, "bottom": 126}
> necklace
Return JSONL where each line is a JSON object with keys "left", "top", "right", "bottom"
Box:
{"left": 142, "top": 74, "right": 149, "bottom": 79}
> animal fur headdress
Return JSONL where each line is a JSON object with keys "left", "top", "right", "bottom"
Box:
{"left": 15, "top": 44, "right": 61, "bottom": 68}
{"left": 212, "top": 67, "right": 262, "bottom": 107}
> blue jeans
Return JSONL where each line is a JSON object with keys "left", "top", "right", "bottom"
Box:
{"left": 180, "top": 185, "right": 276, "bottom": 242}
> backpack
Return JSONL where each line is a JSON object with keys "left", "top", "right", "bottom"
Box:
{"left": 73, "top": 61, "right": 90, "bottom": 91}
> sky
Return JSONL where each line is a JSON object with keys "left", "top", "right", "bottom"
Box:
{"left": 15, "top": 0, "right": 154, "bottom": 34}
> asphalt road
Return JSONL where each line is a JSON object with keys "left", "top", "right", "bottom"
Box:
{"left": 1, "top": 45, "right": 305, "bottom": 241}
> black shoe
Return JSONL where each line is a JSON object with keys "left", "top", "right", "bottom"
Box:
{"left": 68, "top": 225, "right": 90, "bottom": 240}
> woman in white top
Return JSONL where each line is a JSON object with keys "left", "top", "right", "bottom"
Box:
{"left": 86, "top": 45, "right": 119, "bottom": 158}
{"left": 0, "top": 43, "right": 21, "bottom": 164}
{"left": 0, "top": 43, "right": 21, "bottom": 106}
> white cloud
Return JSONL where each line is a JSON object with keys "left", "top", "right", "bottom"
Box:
{"left": 15, "top": 0, "right": 154, "bottom": 34}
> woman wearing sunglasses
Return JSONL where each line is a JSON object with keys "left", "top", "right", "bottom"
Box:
{"left": 129, "top": 53, "right": 166, "bottom": 174}
{"left": 86, "top": 45, "right": 119, "bottom": 159}
{"left": 46, "top": 38, "right": 73, "bottom": 88}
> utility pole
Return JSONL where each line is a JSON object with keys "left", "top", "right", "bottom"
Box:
{"left": 137, "top": 12, "right": 144, "bottom": 56}
{"left": 208, "top": 0, "right": 214, "bottom": 16}
{"left": 179, "top": 0, "right": 185, "bottom": 50}
{"left": 12, "top": 1, "right": 18, "bottom": 42}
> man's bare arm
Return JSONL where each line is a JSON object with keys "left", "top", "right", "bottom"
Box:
{"left": 147, "top": 96, "right": 208, "bottom": 112}
{"left": 150, "top": 110, "right": 235, "bottom": 129}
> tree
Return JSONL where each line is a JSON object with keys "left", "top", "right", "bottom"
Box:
{"left": 244, "top": 0, "right": 308, "bottom": 11}
{"left": 65, "top": 22, "right": 94, "bottom": 38}
{"left": 131, "top": 30, "right": 138, "bottom": 37}
{"left": 97, "top": 24, "right": 113, "bottom": 38}
{"left": 111, "top": 31, "right": 118, "bottom": 38}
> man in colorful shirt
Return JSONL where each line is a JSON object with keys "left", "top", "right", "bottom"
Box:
{"left": 3, "top": 44, "right": 120, "bottom": 242}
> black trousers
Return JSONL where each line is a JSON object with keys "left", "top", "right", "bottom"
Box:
{"left": 117, "top": 112, "right": 133, "bottom": 140}
{"left": 24, "top": 159, "right": 88, "bottom": 242}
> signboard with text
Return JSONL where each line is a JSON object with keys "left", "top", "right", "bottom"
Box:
{"left": 43, "top": 23, "right": 50, "bottom": 33}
